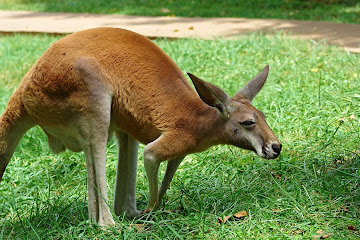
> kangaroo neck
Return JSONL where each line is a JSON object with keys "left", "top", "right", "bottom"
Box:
{"left": 190, "top": 101, "right": 226, "bottom": 151}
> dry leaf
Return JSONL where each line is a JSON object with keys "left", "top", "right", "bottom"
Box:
{"left": 348, "top": 225, "right": 356, "bottom": 231}
{"left": 160, "top": 8, "right": 170, "bottom": 13}
{"left": 217, "top": 211, "right": 248, "bottom": 224}
{"left": 217, "top": 215, "right": 231, "bottom": 224}
{"left": 291, "top": 229, "right": 304, "bottom": 235}
{"left": 313, "top": 230, "right": 331, "bottom": 239}
{"left": 188, "top": 26, "right": 194, "bottom": 30}
{"left": 132, "top": 223, "right": 150, "bottom": 232}
{"left": 173, "top": 29, "right": 179, "bottom": 32}
{"left": 349, "top": 114, "right": 357, "bottom": 120}
{"left": 233, "top": 211, "right": 248, "bottom": 219}
{"left": 321, "top": 234, "right": 331, "bottom": 239}
{"left": 134, "top": 223, "right": 145, "bottom": 232}
{"left": 272, "top": 208, "right": 281, "bottom": 212}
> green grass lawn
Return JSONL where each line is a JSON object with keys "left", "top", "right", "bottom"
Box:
{"left": 0, "top": 0, "right": 359, "bottom": 23}
{"left": 0, "top": 33, "right": 360, "bottom": 239}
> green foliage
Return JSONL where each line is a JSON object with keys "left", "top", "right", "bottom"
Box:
{"left": 0, "top": 33, "right": 359, "bottom": 238}
{"left": 0, "top": 0, "right": 359, "bottom": 23}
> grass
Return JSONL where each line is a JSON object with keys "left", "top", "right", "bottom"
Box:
{"left": 0, "top": 33, "right": 360, "bottom": 239}
{"left": 0, "top": 0, "right": 359, "bottom": 23}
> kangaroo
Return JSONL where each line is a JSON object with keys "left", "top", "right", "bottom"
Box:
{"left": 0, "top": 27, "right": 281, "bottom": 226}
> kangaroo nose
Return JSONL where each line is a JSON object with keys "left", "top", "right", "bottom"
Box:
{"left": 272, "top": 143, "right": 282, "bottom": 155}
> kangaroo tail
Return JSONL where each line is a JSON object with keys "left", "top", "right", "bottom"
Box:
{"left": 0, "top": 84, "right": 35, "bottom": 181}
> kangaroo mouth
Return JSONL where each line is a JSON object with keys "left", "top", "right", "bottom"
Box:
{"left": 237, "top": 139, "right": 281, "bottom": 159}
{"left": 259, "top": 144, "right": 281, "bottom": 159}
{"left": 261, "top": 147, "right": 277, "bottom": 159}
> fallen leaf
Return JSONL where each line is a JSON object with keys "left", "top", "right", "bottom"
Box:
{"left": 321, "top": 234, "right": 331, "bottom": 239}
{"left": 188, "top": 26, "right": 194, "bottom": 30}
{"left": 134, "top": 223, "right": 145, "bottom": 232}
{"left": 233, "top": 211, "right": 248, "bottom": 219}
{"left": 217, "top": 215, "right": 231, "bottom": 224}
{"left": 173, "top": 29, "right": 179, "bottom": 32}
{"left": 132, "top": 223, "right": 152, "bottom": 232}
{"left": 217, "top": 211, "right": 248, "bottom": 224}
{"left": 348, "top": 225, "right": 356, "bottom": 231}
{"left": 349, "top": 114, "right": 357, "bottom": 120}
{"left": 272, "top": 208, "right": 281, "bottom": 212}
{"left": 160, "top": 8, "right": 170, "bottom": 13}
{"left": 313, "top": 230, "right": 331, "bottom": 239}
{"left": 291, "top": 229, "right": 304, "bottom": 235}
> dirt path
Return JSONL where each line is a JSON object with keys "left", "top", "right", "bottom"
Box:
{"left": 0, "top": 10, "right": 359, "bottom": 53}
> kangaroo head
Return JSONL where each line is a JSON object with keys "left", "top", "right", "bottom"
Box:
{"left": 187, "top": 65, "right": 282, "bottom": 159}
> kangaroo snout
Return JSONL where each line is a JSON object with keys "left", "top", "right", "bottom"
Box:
{"left": 272, "top": 143, "right": 282, "bottom": 156}
{"left": 262, "top": 141, "right": 282, "bottom": 159}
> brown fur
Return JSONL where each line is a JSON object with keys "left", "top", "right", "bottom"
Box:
{"left": 0, "top": 27, "right": 281, "bottom": 226}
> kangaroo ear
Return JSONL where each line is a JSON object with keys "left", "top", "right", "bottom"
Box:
{"left": 187, "top": 73, "right": 230, "bottom": 118}
{"left": 233, "top": 65, "right": 269, "bottom": 102}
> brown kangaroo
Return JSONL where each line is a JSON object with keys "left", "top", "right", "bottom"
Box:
{"left": 0, "top": 27, "right": 281, "bottom": 226}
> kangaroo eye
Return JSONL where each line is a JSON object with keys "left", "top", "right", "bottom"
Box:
{"left": 240, "top": 120, "right": 255, "bottom": 126}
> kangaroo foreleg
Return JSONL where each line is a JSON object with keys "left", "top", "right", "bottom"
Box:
{"left": 158, "top": 157, "right": 184, "bottom": 204}
{"left": 143, "top": 149, "right": 161, "bottom": 213}
{"left": 143, "top": 133, "right": 193, "bottom": 213}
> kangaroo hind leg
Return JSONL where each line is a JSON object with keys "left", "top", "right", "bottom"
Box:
{"left": 80, "top": 117, "right": 114, "bottom": 226}
{"left": 74, "top": 57, "right": 115, "bottom": 226}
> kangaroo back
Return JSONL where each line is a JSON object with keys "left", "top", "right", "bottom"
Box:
{"left": 21, "top": 28, "right": 201, "bottom": 145}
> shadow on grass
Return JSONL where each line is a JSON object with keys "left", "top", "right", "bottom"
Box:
{"left": 5, "top": 0, "right": 360, "bottom": 23}
{"left": 5, "top": 11, "right": 360, "bottom": 53}
{"left": 1, "top": 196, "right": 89, "bottom": 239}
{"left": 1, "top": 150, "right": 359, "bottom": 238}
